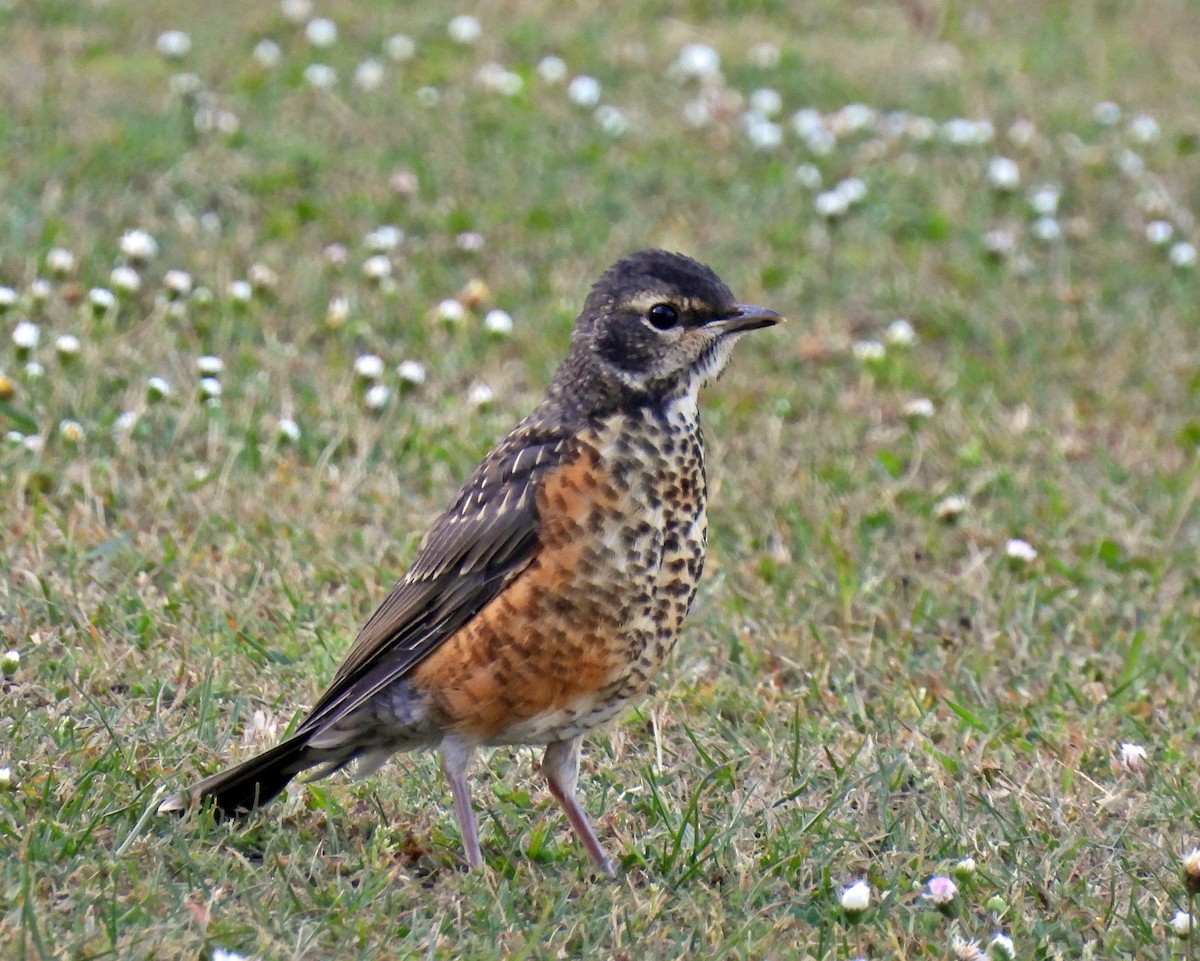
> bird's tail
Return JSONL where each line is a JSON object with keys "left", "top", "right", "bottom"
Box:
{"left": 158, "top": 731, "right": 340, "bottom": 818}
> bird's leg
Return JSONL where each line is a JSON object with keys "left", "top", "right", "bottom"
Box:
{"left": 542, "top": 736, "right": 616, "bottom": 876}
{"left": 440, "top": 735, "right": 483, "bottom": 869}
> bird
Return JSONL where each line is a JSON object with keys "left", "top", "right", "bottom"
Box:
{"left": 159, "top": 249, "right": 782, "bottom": 875}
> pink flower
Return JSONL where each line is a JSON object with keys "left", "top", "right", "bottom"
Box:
{"left": 924, "top": 875, "right": 959, "bottom": 906}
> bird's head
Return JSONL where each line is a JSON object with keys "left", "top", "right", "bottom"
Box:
{"left": 567, "top": 249, "right": 782, "bottom": 402}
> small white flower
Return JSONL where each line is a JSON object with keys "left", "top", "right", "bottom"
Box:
{"left": 324, "top": 243, "right": 349, "bottom": 265}
{"left": 397, "top": 359, "right": 426, "bottom": 385}
{"left": 147, "top": 376, "right": 172, "bottom": 401}
{"left": 986, "top": 156, "right": 1020, "bottom": 191}
{"left": 46, "top": 247, "right": 76, "bottom": 276}
{"left": 191, "top": 287, "right": 213, "bottom": 308}
{"left": 385, "top": 34, "right": 416, "bottom": 62}
{"left": 886, "top": 318, "right": 916, "bottom": 346}
{"left": 276, "top": 417, "right": 301, "bottom": 442}
{"left": 0, "top": 286, "right": 16, "bottom": 311}
{"left": 1031, "top": 216, "right": 1062, "bottom": 243}
{"left": 675, "top": 43, "right": 721, "bottom": 80}
{"left": 211, "top": 948, "right": 251, "bottom": 961}
{"left": 1183, "top": 849, "right": 1200, "bottom": 893}
{"left": 197, "top": 355, "right": 225, "bottom": 375}
{"left": 906, "top": 115, "right": 937, "bottom": 141}
{"left": 120, "top": 229, "right": 158, "bottom": 263}
{"left": 794, "top": 163, "right": 822, "bottom": 189}
{"left": 447, "top": 14, "right": 482, "bottom": 45}
{"left": 954, "top": 857, "right": 978, "bottom": 879}
{"left": 365, "top": 225, "right": 404, "bottom": 250}
{"left": 13, "top": 321, "right": 40, "bottom": 352}
{"left": 55, "top": 334, "right": 81, "bottom": 359}
{"left": 110, "top": 265, "right": 141, "bottom": 292}
{"left": 114, "top": 410, "right": 138, "bottom": 434}
{"left": 567, "top": 75, "right": 601, "bottom": 108}
{"left": 1145, "top": 220, "right": 1174, "bottom": 246}
{"left": 171, "top": 72, "right": 204, "bottom": 97}
{"left": 749, "top": 42, "right": 780, "bottom": 68}
{"left": 253, "top": 39, "right": 283, "bottom": 69}
{"left": 163, "top": 269, "right": 192, "bottom": 297}
{"left": 923, "top": 875, "right": 958, "bottom": 906}
{"left": 1118, "top": 742, "right": 1148, "bottom": 772}
{"left": 984, "top": 228, "right": 1016, "bottom": 258}
{"left": 228, "top": 280, "right": 253, "bottom": 303}
{"left": 24, "top": 362, "right": 44, "bottom": 379}
{"left": 852, "top": 339, "right": 885, "bottom": 363}
{"left": 467, "top": 381, "right": 494, "bottom": 408}
{"left": 840, "top": 879, "right": 871, "bottom": 913}
{"left": 1029, "top": 185, "right": 1060, "bottom": 216}
{"left": 353, "top": 354, "right": 384, "bottom": 381}
{"left": 156, "top": 30, "right": 192, "bottom": 59}
{"left": 1169, "top": 242, "right": 1197, "bottom": 268}
{"left": 903, "top": 397, "right": 935, "bottom": 420}
{"left": 363, "top": 383, "right": 391, "bottom": 410}
{"left": 354, "top": 59, "right": 385, "bottom": 91}
{"left": 1093, "top": 101, "right": 1121, "bottom": 126}
{"left": 456, "top": 231, "right": 485, "bottom": 252}
{"left": 59, "top": 419, "right": 85, "bottom": 443}
{"left": 22, "top": 434, "right": 44, "bottom": 452}
{"left": 247, "top": 264, "right": 277, "bottom": 291}
{"left": 280, "top": 0, "right": 313, "bottom": 23}
{"left": 745, "top": 114, "right": 783, "bottom": 150}
{"left": 935, "top": 494, "right": 968, "bottom": 521}
{"left": 951, "top": 933, "right": 984, "bottom": 961}
{"left": 749, "top": 88, "right": 782, "bottom": 117}
{"left": 0, "top": 767, "right": 11, "bottom": 789}
{"left": 305, "top": 17, "right": 337, "bottom": 47}
{"left": 833, "top": 103, "right": 875, "bottom": 135}
{"left": 362, "top": 254, "right": 392, "bottom": 280}
{"left": 484, "top": 309, "right": 513, "bottom": 335}
{"left": 1005, "top": 538, "right": 1038, "bottom": 563}
{"left": 791, "top": 107, "right": 825, "bottom": 139}
{"left": 326, "top": 297, "right": 350, "bottom": 327}
{"left": 987, "top": 934, "right": 1014, "bottom": 960}
{"left": 4, "top": 430, "right": 23, "bottom": 445}
{"left": 1170, "top": 911, "right": 1194, "bottom": 938}
{"left": 804, "top": 126, "right": 836, "bottom": 156}
{"left": 437, "top": 299, "right": 466, "bottom": 323}
{"left": 596, "top": 105, "right": 629, "bottom": 137}
{"left": 1117, "top": 148, "right": 1145, "bottom": 177}
{"left": 536, "top": 55, "right": 568, "bottom": 84}
{"left": 198, "top": 377, "right": 222, "bottom": 400}
{"left": 1, "top": 649, "right": 19, "bottom": 674}
{"left": 836, "top": 178, "right": 867, "bottom": 206}
{"left": 1127, "top": 113, "right": 1160, "bottom": 144}
{"left": 1007, "top": 117, "right": 1037, "bottom": 146}
{"left": 814, "top": 189, "right": 849, "bottom": 219}
{"left": 28, "top": 279, "right": 51, "bottom": 302}
{"left": 303, "top": 63, "right": 337, "bottom": 90}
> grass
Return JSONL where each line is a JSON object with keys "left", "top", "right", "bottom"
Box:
{"left": 2, "top": 0, "right": 1199, "bottom": 958}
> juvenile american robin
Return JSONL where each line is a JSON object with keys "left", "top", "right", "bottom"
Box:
{"left": 159, "top": 249, "right": 782, "bottom": 874}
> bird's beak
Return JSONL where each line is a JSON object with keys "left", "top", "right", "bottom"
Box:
{"left": 709, "top": 304, "right": 784, "bottom": 334}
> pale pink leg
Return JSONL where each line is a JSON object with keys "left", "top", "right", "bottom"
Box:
{"left": 543, "top": 737, "right": 616, "bottom": 876}
{"left": 441, "top": 735, "right": 482, "bottom": 869}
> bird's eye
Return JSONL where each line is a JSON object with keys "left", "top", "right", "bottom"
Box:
{"left": 646, "top": 303, "right": 679, "bottom": 330}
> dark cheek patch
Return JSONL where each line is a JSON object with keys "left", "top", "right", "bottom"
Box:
{"left": 596, "top": 316, "right": 659, "bottom": 373}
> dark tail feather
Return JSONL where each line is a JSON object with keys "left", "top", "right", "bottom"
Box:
{"left": 159, "top": 733, "right": 323, "bottom": 819}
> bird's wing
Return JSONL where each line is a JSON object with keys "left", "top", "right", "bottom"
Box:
{"left": 296, "top": 423, "right": 575, "bottom": 736}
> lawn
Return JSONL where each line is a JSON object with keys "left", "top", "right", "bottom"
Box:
{"left": 2, "top": 1, "right": 1198, "bottom": 958}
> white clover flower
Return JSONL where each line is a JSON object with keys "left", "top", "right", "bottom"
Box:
{"left": 0, "top": 287, "right": 15, "bottom": 311}
{"left": 852, "top": 339, "right": 885, "bottom": 363}
{"left": 12, "top": 320, "right": 39, "bottom": 352}
{"left": 923, "top": 875, "right": 958, "bottom": 906}
{"left": 55, "top": 334, "right": 81, "bottom": 360}
{"left": 749, "top": 88, "right": 782, "bottom": 117}
{"left": 22, "top": 434, "right": 44, "bottom": 452}
{"left": 248, "top": 263, "right": 277, "bottom": 291}
{"left": 484, "top": 309, "right": 513, "bottom": 335}
{"left": 986, "top": 933, "right": 1014, "bottom": 960}
{"left": 113, "top": 410, "right": 138, "bottom": 434}
{"left": 567, "top": 75, "right": 601, "bottom": 108}
{"left": 1031, "top": 216, "right": 1062, "bottom": 243}
{"left": 324, "top": 243, "right": 349, "bottom": 265}
{"left": 363, "top": 383, "right": 391, "bottom": 410}
{"left": 840, "top": 879, "right": 871, "bottom": 914}
{"left": 986, "top": 156, "right": 1020, "bottom": 191}
{"left": 1093, "top": 100, "right": 1121, "bottom": 126}
{"left": 4, "top": 430, "right": 23, "bottom": 445}
{"left": 228, "top": 280, "right": 252, "bottom": 303}
{"left": 110, "top": 266, "right": 141, "bottom": 294}
{"left": 447, "top": 15, "right": 482, "bottom": 44}
{"left": 886, "top": 317, "right": 916, "bottom": 346}
{"left": 536, "top": 55, "right": 568, "bottom": 83}
{"left": 211, "top": 948, "right": 251, "bottom": 961}
{"left": 675, "top": 43, "right": 721, "bottom": 80}
{"left": 303, "top": 63, "right": 337, "bottom": 90}
{"left": 596, "top": 105, "right": 629, "bottom": 137}
{"left": 814, "top": 189, "right": 849, "bottom": 219}
{"left": 354, "top": 59, "right": 385, "bottom": 91}
{"left": 745, "top": 114, "right": 783, "bottom": 150}
{"left": 147, "top": 376, "right": 171, "bottom": 401}
{"left": 326, "top": 297, "right": 350, "bottom": 327}
{"left": 0, "top": 767, "right": 11, "bottom": 789}
{"left": 276, "top": 417, "right": 301, "bottom": 442}
{"left": 749, "top": 41, "right": 780, "bottom": 67}
{"left": 456, "top": 232, "right": 485, "bottom": 252}
{"left": 903, "top": 397, "right": 935, "bottom": 420}
{"left": 1007, "top": 117, "right": 1037, "bottom": 146}
{"left": 1183, "top": 849, "right": 1200, "bottom": 892}
{"left": 28, "top": 279, "right": 52, "bottom": 302}
{"left": 1004, "top": 538, "right": 1038, "bottom": 563}
{"left": 163, "top": 269, "right": 192, "bottom": 298}
{"left": 1171, "top": 911, "right": 1194, "bottom": 938}
{"left": 1127, "top": 113, "right": 1160, "bottom": 144}
{"left": 171, "top": 73, "right": 204, "bottom": 97}
{"left": 467, "top": 381, "right": 494, "bottom": 408}
{"left": 385, "top": 34, "right": 416, "bottom": 62}
{"left": 362, "top": 254, "right": 392, "bottom": 280}
{"left": 1169, "top": 242, "right": 1197, "bottom": 268}
{"left": 681, "top": 98, "right": 711, "bottom": 128}
{"left": 281, "top": 0, "right": 312, "bottom": 23}
{"left": 1029, "top": 185, "right": 1060, "bottom": 216}
{"left": 804, "top": 126, "right": 836, "bottom": 156}
{"left": 24, "top": 362, "right": 44, "bottom": 379}
{"left": 437, "top": 299, "right": 466, "bottom": 323}
{"left": 951, "top": 934, "right": 984, "bottom": 961}
{"left": 120, "top": 229, "right": 158, "bottom": 263}
{"left": 935, "top": 494, "right": 968, "bottom": 521}
{"left": 46, "top": 247, "right": 76, "bottom": 276}
{"left": 1, "top": 649, "right": 19, "bottom": 674}
{"left": 190, "top": 286, "right": 213, "bottom": 308}
{"left": 794, "top": 163, "right": 822, "bottom": 189}
{"left": 1118, "top": 742, "right": 1148, "bottom": 772}
{"left": 835, "top": 178, "right": 866, "bottom": 206}
{"left": 198, "top": 377, "right": 222, "bottom": 400}
{"left": 59, "top": 419, "right": 85, "bottom": 443}
{"left": 954, "top": 857, "right": 977, "bottom": 879}
{"left": 305, "top": 17, "right": 337, "bottom": 47}
{"left": 197, "top": 355, "right": 224, "bottom": 376}
{"left": 1145, "top": 220, "right": 1174, "bottom": 246}
{"left": 365, "top": 225, "right": 403, "bottom": 250}
{"left": 984, "top": 228, "right": 1016, "bottom": 258}
{"left": 353, "top": 354, "right": 384, "bottom": 381}
{"left": 397, "top": 359, "right": 426, "bottom": 385}
{"left": 253, "top": 39, "right": 283, "bottom": 69}
{"left": 156, "top": 30, "right": 192, "bottom": 59}
{"left": 791, "top": 107, "right": 824, "bottom": 139}
{"left": 832, "top": 103, "right": 875, "bottom": 135}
